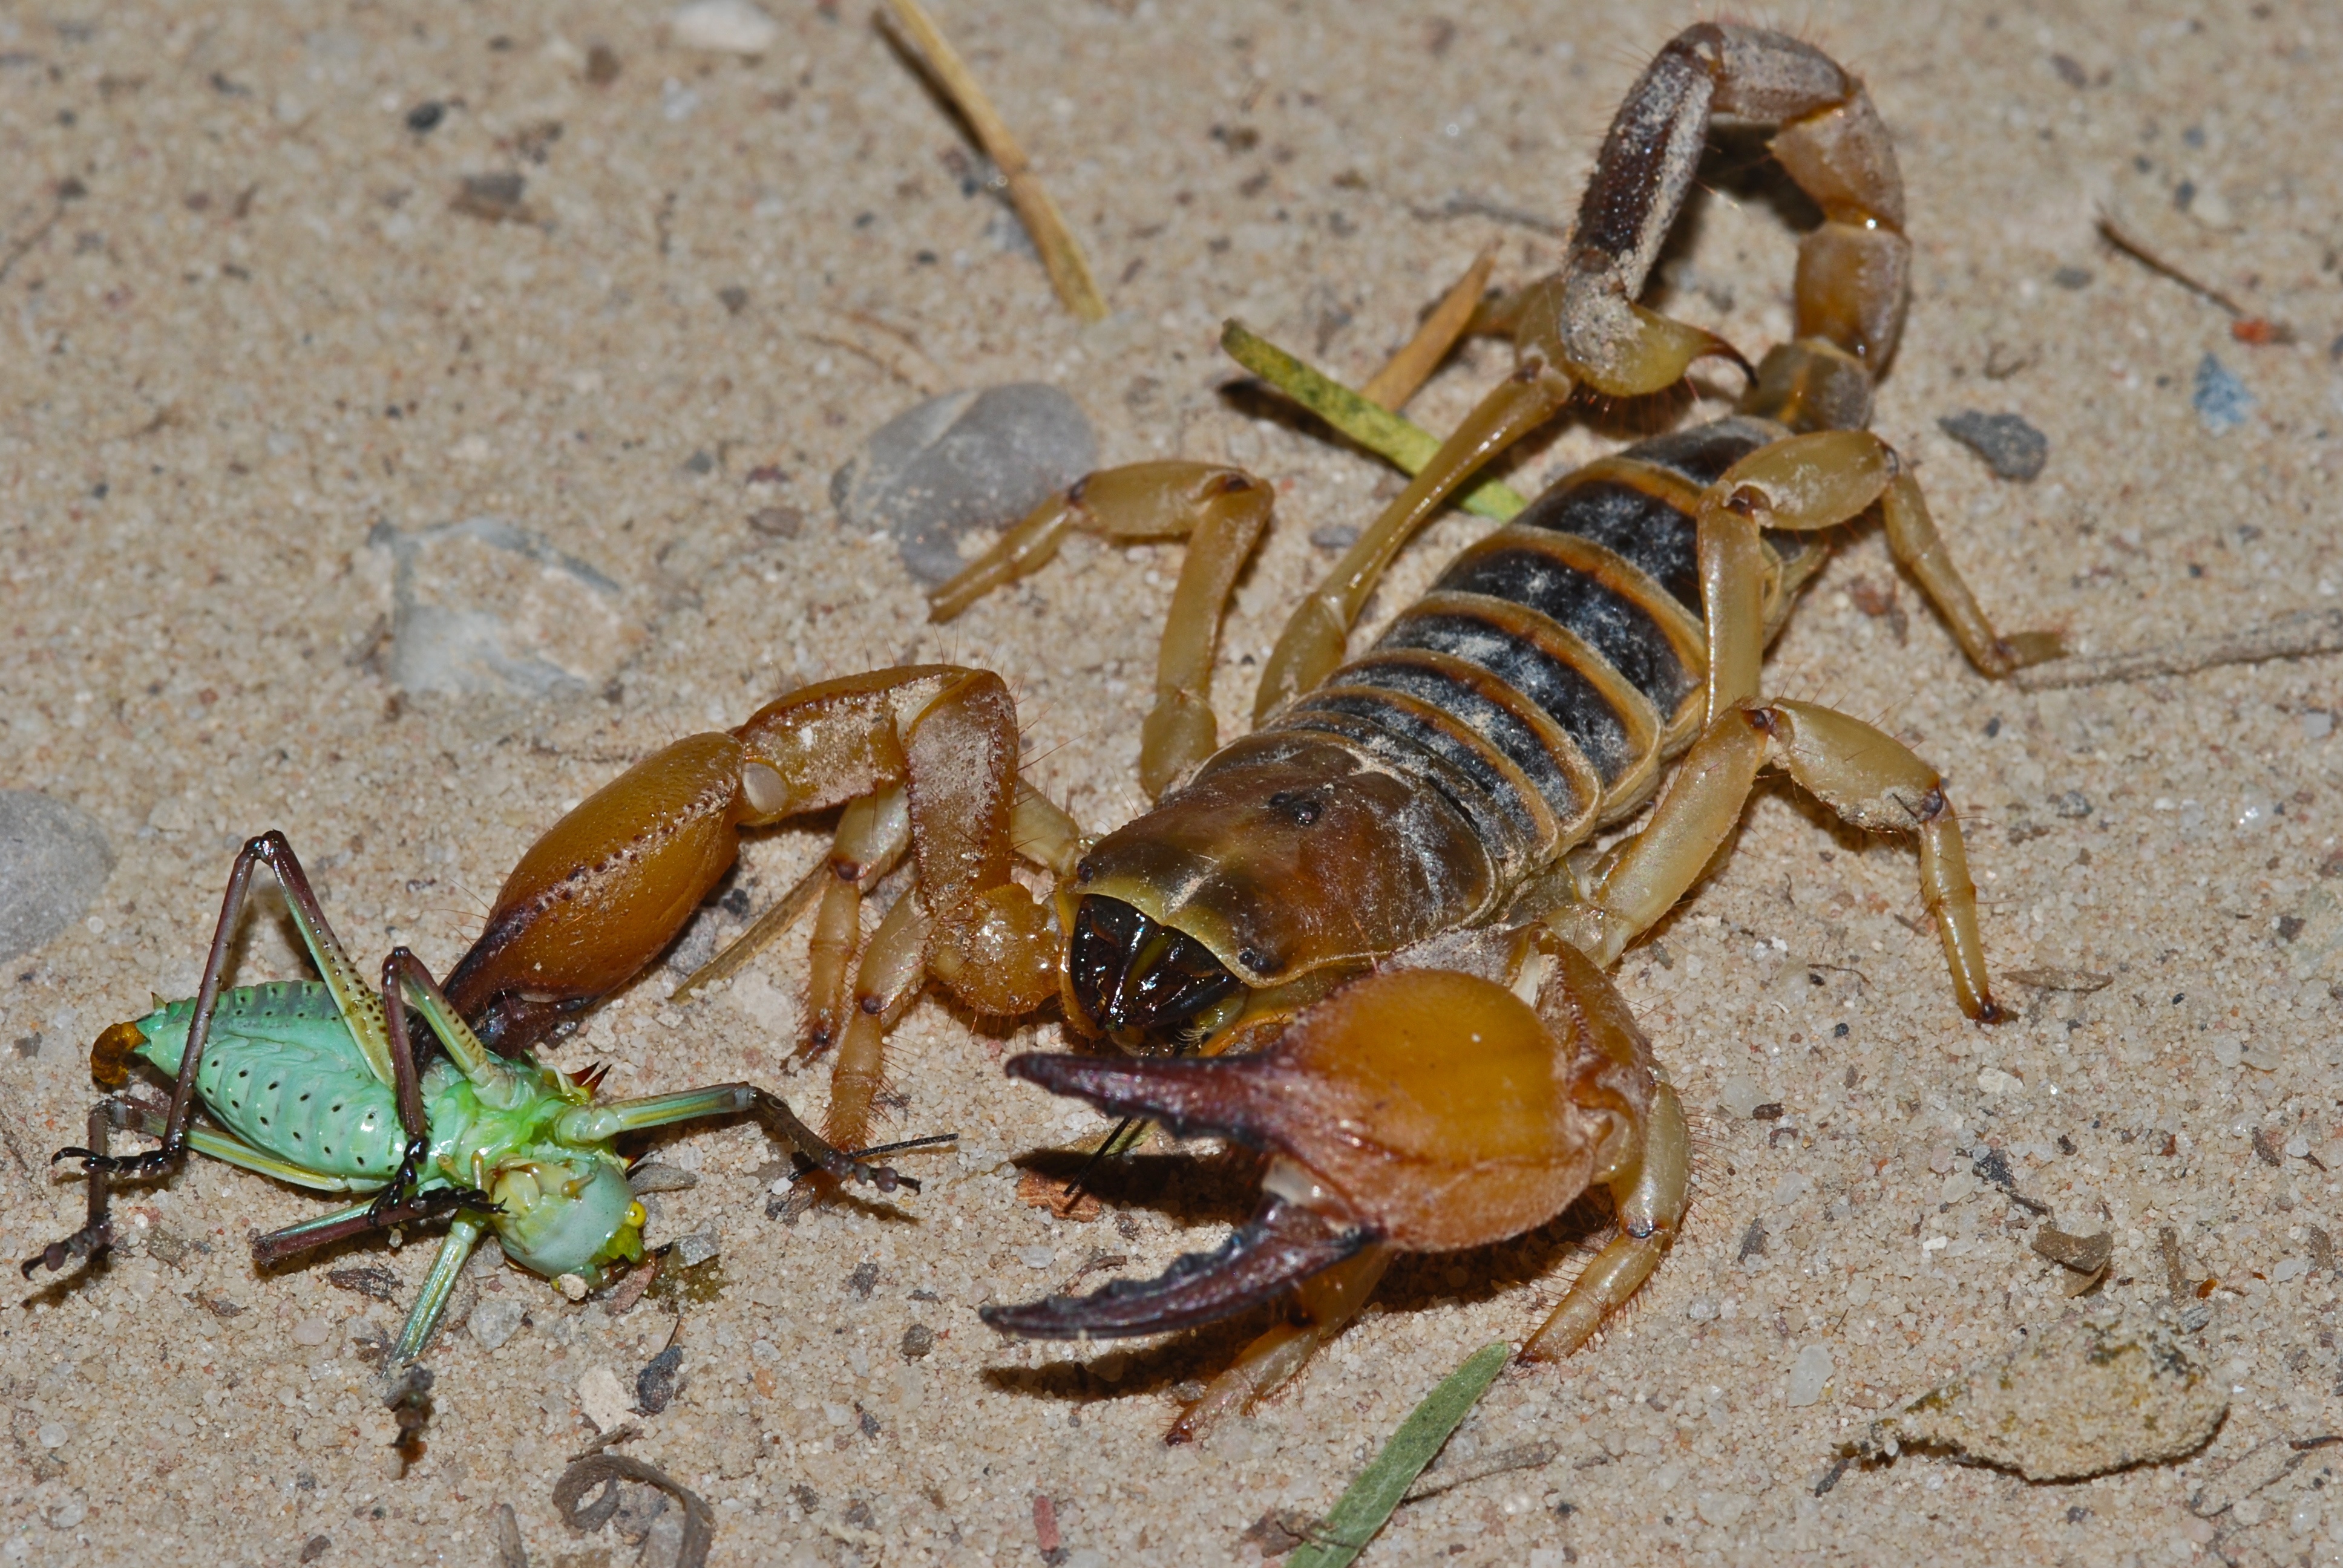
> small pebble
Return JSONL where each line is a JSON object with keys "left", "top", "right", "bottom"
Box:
{"left": 36, "top": 1422, "right": 68, "bottom": 1449}
{"left": 2301, "top": 711, "right": 2333, "bottom": 741}
{"left": 2051, "top": 789, "right": 2092, "bottom": 818}
{"left": 1719, "top": 1074, "right": 1763, "bottom": 1119}
{"left": 404, "top": 100, "right": 445, "bottom": 134}
{"left": 669, "top": 0, "right": 781, "bottom": 54}
{"left": 748, "top": 505, "right": 803, "bottom": 538}
{"left": 637, "top": 1344, "right": 684, "bottom": 1415}
{"left": 578, "top": 1365, "right": 631, "bottom": 1432}
{"left": 556, "top": 1272, "right": 589, "bottom": 1301}
{"left": 0, "top": 791, "right": 114, "bottom": 963}
{"left": 673, "top": 1230, "right": 721, "bottom": 1268}
{"left": 453, "top": 172, "right": 528, "bottom": 223}
{"left": 1786, "top": 1343, "right": 1835, "bottom": 1407}
{"left": 2192, "top": 353, "right": 2256, "bottom": 435}
{"left": 290, "top": 1316, "right": 333, "bottom": 1347}
{"left": 900, "top": 1324, "right": 936, "bottom": 1361}
{"left": 2051, "top": 265, "right": 2093, "bottom": 289}
{"left": 1016, "top": 1244, "right": 1057, "bottom": 1270}
{"left": 469, "top": 1298, "right": 525, "bottom": 1351}
{"left": 832, "top": 384, "right": 1098, "bottom": 585}
{"left": 1938, "top": 410, "right": 2050, "bottom": 481}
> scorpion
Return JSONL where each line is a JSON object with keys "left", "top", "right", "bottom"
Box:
{"left": 29, "top": 25, "right": 2060, "bottom": 1443}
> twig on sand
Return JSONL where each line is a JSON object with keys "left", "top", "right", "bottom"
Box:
{"left": 2014, "top": 608, "right": 2343, "bottom": 691}
{"left": 882, "top": 0, "right": 1107, "bottom": 322}
{"left": 1360, "top": 249, "right": 1496, "bottom": 413}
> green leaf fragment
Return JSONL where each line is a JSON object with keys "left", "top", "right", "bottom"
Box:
{"left": 1289, "top": 1341, "right": 1511, "bottom": 1568}
{"left": 1219, "top": 322, "right": 1529, "bottom": 522}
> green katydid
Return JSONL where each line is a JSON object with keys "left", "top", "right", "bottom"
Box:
{"left": 25, "top": 831, "right": 937, "bottom": 1364}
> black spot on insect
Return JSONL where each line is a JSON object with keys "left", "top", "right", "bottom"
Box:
{"left": 299, "top": 1093, "right": 310, "bottom": 1102}
{"left": 237, "top": 1068, "right": 249, "bottom": 1079}
{"left": 1265, "top": 789, "right": 1323, "bottom": 827}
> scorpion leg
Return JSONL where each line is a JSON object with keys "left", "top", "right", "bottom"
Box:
{"left": 1697, "top": 430, "right": 2063, "bottom": 702}
{"left": 1552, "top": 699, "right": 2005, "bottom": 1021}
{"left": 1254, "top": 361, "right": 1573, "bottom": 718}
{"left": 730, "top": 668, "right": 1058, "bottom": 1158}
{"left": 929, "top": 462, "right": 1275, "bottom": 799}
{"left": 1520, "top": 1078, "right": 1689, "bottom": 1360}
{"left": 801, "top": 785, "right": 911, "bottom": 1060}
{"left": 1878, "top": 469, "right": 2066, "bottom": 676}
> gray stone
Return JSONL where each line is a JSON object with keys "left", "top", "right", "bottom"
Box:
{"left": 831, "top": 384, "right": 1096, "bottom": 585}
{"left": 673, "top": 1229, "right": 721, "bottom": 1267}
{"left": 0, "top": 792, "right": 113, "bottom": 962}
{"left": 365, "top": 517, "right": 640, "bottom": 699}
{"left": 1938, "top": 410, "right": 2050, "bottom": 481}
{"left": 2191, "top": 352, "right": 2256, "bottom": 435}
{"left": 467, "top": 1297, "right": 526, "bottom": 1351}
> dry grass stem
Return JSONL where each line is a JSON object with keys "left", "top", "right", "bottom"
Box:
{"left": 2014, "top": 607, "right": 2343, "bottom": 691}
{"left": 883, "top": 0, "right": 1108, "bottom": 322}
{"left": 1360, "top": 250, "right": 1495, "bottom": 411}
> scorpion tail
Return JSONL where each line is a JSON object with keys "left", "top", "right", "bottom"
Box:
{"left": 980, "top": 1195, "right": 1369, "bottom": 1340}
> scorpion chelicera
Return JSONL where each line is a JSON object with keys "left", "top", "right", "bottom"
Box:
{"left": 30, "top": 25, "right": 2062, "bottom": 1439}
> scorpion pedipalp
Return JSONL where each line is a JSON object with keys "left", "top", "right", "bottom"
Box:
{"left": 988, "top": 947, "right": 1685, "bottom": 1399}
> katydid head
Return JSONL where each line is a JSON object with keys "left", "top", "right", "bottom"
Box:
{"left": 486, "top": 1151, "right": 644, "bottom": 1285}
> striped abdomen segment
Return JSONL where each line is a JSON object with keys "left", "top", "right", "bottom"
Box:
{"left": 1277, "top": 416, "right": 1789, "bottom": 878}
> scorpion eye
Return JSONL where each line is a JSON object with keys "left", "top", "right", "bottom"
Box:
{"left": 1265, "top": 789, "right": 1323, "bottom": 827}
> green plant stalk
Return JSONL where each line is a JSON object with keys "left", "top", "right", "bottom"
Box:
{"left": 1289, "top": 1341, "right": 1512, "bottom": 1568}
{"left": 1219, "top": 322, "right": 1530, "bottom": 522}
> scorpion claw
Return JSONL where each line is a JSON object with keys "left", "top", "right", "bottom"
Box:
{"left": 981, "top": 1196, "right": 1371, "bottom": 1340}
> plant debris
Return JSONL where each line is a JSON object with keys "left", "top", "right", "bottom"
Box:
{"left": 554, "top": 1452, "right": 715, "bottom": 1568}
{"left": 1847, "top": 1308, "right": 2227, "bottom": 1481}
{"left": 1285, "top": 1342, "right": 1509, "bottom": 1568}
{"left": 880, "top": 0, "right": 1105, "bottom": 321}
{"left": 2032, "top": 1227, "right": 2114, "bottom": 1295}
{"left": 2016, "top": 608, "right": 2343, "bottom": 691}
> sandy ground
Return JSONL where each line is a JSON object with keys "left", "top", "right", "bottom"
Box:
{"left": 4, "top": 1, "right": 2343, "bottom": 1563}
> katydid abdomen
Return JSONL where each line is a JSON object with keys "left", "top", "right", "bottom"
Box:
{"left": 132, "top": 981, "right": 407, "bottom": 1183}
